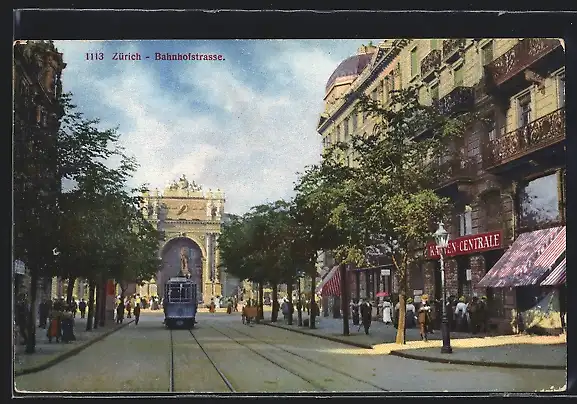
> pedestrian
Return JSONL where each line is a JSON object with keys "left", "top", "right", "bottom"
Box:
{"left": 70, "top": 299, "right": 78, "bottom": 318}
{"left": 61, "top": 308, "right": 76, "bottom": 343}
{"left": 116, "top": 301, "right": 125, "bottom": 324}
{"left": 47, "top": 308, "right": 62, "bottom": 343}
{"left": 405, "top": 298, "right": 416, "bottom": 328}
{"left": 126, "top": 299, "right": 132, "bottom": 319}
{"left": 468, "top": 296, "right": 480, "bottom": 334}
{"left": 351, "top": 299, "right": 360, "bottom": 326}
{"left": 78, "top": 299, "right": 87, "bottom": 319}
{"left": 379, "top": 297, "right": 393, "bottom": 325}
{"left": 418, "top": 295, "right": 432, "bottom": 341}
{"left": 134, "top": 303, "right": 141, "bottom": 325}
{"left": 359, "top": 299, "right": 372, "bottom": 335}
{"left": 455, "top": 296, "right": 468, "bottom": 332}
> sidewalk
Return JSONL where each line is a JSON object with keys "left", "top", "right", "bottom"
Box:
{"left": 264, "top": 315, "right": 567, "bottom": 370}
{"left": 14, "top": 317, "right": 133, "bottom": 376}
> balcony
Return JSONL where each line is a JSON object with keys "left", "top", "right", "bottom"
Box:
{"left": 438, "top": 86, "right": 475, "bottom": 116}
{"left": 442, "top": 39, "right": 465, "bottom": 63}
{"left": 482, "top": 108, "right": 565, "bottom": 170}
{"left": 432, "top": 157, "right": 477, "bottom": 190}
{"left": 485, "top": 38, "right": 563, "bottom": 88}
{"left": 421, "top": 49, "right": 441, "bottom": 82}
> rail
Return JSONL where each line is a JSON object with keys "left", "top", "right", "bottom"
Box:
{"left": 187, "top": 329, "right": 236, "bottom": 392}
{"left": 169, "top": 330, "right": 175, "bottom": 392}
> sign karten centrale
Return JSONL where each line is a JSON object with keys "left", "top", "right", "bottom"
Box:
{"left": 426, "top": 230, "right": 502, "bottom": 259}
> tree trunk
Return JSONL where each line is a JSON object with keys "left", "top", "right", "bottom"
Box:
{"left": 66, "top": 276, "right": 76, "bottom": 306}
{"left": 98, "top": 280, "right": 106, "bottom": 327}
{"left": 395, "top": 263, "right": 407, "bottom": 345}
{"left": 309, "top": 270, "right": 316, "bottom": 329}
{"left": 86, "top": 281, "right": 96, "bottom": 331}
{"left": 340, "top": 264, "right": 349, "bottom": 336}
{"left": 286, "top": 282, "right": 294, "bottom": 325}
{"left": 257, "top": 282, "right": 264, "bottom": 321}
{"left": 25, "top": 267, "right": 39, "bottom": 354}
{"left": 94, "top": 281, "right": 102, "bottom": 330}
{"left": 271, "top": 283, "right": 279, "bottom": 322}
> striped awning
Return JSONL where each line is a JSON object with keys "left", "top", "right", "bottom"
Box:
{"left": 516, "top": 226, "right": 565, "bottom": 286}
{"left": 541, "top": 257, "right": 566, "bottom": 286}
{"left": 316, "top": 265, "right": 339, "bottom": 294}
{"left": 478, "top": 226, "right": 565, "bottom": 288}
{"left": 320, "top": 266, "right": 341, "bottom": 297}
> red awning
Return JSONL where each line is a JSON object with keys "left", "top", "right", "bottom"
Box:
{"left": 541, "top": 257, "right": 566, "bottom": 286}
{"left": 477, "top": 226, "right": 564, "bottom": 288}
{"left": 516, "top": 226, "right": 565, "bottom": 286}
{"left": 320, "top": 266, "right": 341, "bottom": 297}
{"left": 316, "top": 265, "right": 339, "bottom": 294}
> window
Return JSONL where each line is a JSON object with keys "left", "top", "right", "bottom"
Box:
{"left": 486, "top": 111, "right": 497, "bottom": 141}
{"left": 410, "top": 47, "right": 418, "bottom": 77}
{"left": 518, "top": 94, "right": 532, "bottom": 128}
{"left": 481, "top": 41, "right": 494, "bottom": 66}
{"left": 458, "top": 209, "right": 473, "bottom": 236}
{"left": 371, "top": 89, "right": 378, "bottom": 101}
{"left": 430, "top": 84, "right": 439, "bottom": 103}
{"left": 351, "top": 112, "right": 357, "bottom": 132}
{"left": 336, "top": 124, "right": 341, "bottom": 142}
{"left": 454, "top": 65, "right": 463, "bottom": 86}
{"left": 430, "top": 39, "right": 438, "bottom": 50}
{"left": 344, "top": 118, "right": 349, "bottom": 139}
{"left": 519, "top": 173, "right": 561, "bottom": 229}
{"left": 558, "top": 73, "right": 565, "bottom": 108}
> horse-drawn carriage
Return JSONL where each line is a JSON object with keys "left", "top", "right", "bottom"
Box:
{"left": 241, "top": 306, "right": 258, "bottom": 325}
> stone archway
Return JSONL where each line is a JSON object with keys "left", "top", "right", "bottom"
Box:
{"left": 158, "top": 237, "right": 203, "bottom": 302}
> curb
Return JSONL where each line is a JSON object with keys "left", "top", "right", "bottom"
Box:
{"left": 14, "top": 320, "right": 135, "bottom": 377}
{"left": 263, "top": 322, "right": 374, "bottom": 350}
{"left": 388, "top": 349, "right": 566, "bottom": 370}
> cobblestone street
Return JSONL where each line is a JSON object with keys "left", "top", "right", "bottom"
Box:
{"left": 15, "top": 312, "right": 566, "bottom": 393}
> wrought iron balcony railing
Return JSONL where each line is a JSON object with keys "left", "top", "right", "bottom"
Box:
{"left": 482, "top": 107, "right": 565, "bottom": 169}
{"left": 421, "top": 49, "right": 441, "bottom": 82}
{"left": 442, "top": 39, "right": 466, "bottom": 63}
{"left": 438, "top": 86, "right": 475, "bottom": 116}
{"left": 485, "top": 38, "right": 562, "bottom": 87}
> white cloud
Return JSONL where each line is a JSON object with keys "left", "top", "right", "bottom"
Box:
{"left": 53, "top": 39, "right": 372, "bottom": 215}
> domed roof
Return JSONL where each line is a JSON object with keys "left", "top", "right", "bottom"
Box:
{"left": 325, "top": 52, "right": 375, "bottom": 92}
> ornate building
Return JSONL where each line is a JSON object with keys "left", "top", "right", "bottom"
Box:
{"left": 317, "top": 39, "right": 566, "bottom": 333}
{"left": 140, "top": 175, "right": 226, "bottom": 304}
{"left": 13, "top": 40, "right": 66, "bottom": 306}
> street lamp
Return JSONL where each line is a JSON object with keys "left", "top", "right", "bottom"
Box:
{"left": 434, "top": 222, "right": 452, "bottom": 354}
{"left": 296, "top": 270, "right": 305, "bottom": 326}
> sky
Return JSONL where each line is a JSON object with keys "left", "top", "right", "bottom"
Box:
{"left": 53, "top": 39, "right": 378, "bottom": 216}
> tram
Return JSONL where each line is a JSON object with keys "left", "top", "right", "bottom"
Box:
{"left": 163, "top": 276, "right": 198, "bottom": 329}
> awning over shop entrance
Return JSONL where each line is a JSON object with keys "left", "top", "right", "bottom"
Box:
{"left": 317, "top": 265, "right": 341, "bottom": 297}
{"left": 541, "top": 257, "right": 566, "bottom": 286}
{"left": 478, "top": 226, "right": 565, "bottom": 288}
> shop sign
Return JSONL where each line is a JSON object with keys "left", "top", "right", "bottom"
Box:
{"left": 14, "top": 260, "right": 26, "bottom": 275}
{"left": 380, "top": 269, "right": 391, "bottom": 276}
{"left": 425, "top": 230, "right": 502, "bottom": 260}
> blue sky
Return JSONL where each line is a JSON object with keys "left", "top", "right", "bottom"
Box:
{"left": 54, "top": 40, "right": 377, "bottom": 215}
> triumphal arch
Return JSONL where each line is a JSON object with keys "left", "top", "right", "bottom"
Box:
{"left": 141, "top": 175, "right": 225, "bottom": 304}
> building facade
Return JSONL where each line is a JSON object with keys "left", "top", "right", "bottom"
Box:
{"left": 13, "top": 40, "right": 66, "bottom": 309}
{"left": 140, "top": 175, "right": 227, "bottom": 304}
{"left": 318, "top": 39, "right": 565, "bottom": 333}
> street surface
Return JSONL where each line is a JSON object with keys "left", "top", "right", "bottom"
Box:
{"left": 15, "top": 312, "right": 565, "bottom": 393}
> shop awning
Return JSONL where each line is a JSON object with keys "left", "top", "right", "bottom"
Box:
{"left": 541, "top": 257, "right": 566, "bottom": 286}
{"left": 316, "top": 265, "right": 339, "bottom": 294}
{"left": 516, "top": 226, "right": 565, "bottom": 286}
{"left": 477, "top": 226, "right": 565, "bottom": 288}
{"left": 319, "top": 266, "right": 341, "bottom": 297}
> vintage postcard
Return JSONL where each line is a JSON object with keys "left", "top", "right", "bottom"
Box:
{"left": 13, "top": 37, "right": 567, "bottom": 394}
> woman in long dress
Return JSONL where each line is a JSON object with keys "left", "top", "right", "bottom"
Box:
{"left": 380, "top": 297, "right": 393, "bottom": 325}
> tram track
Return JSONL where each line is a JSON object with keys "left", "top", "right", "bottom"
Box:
{"left": 169, "top": 330, "right": 175, "bottom": 392}
{"left": 217, "top": 323, "right": 390, "bottom": 392}
{"left": 187, "top": 329, "right": 236, "bottom": 392}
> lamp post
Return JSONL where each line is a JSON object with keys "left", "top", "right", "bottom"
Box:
{"left": 434, "top": 222, "right": 453, "bottom": 354}
{"left": 296, "top": 270, "right": 305, "bottom": 326}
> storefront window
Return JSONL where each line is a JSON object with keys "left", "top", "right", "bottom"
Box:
{"left": 518, "top": 173, "right": 561, "bottom": 229}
